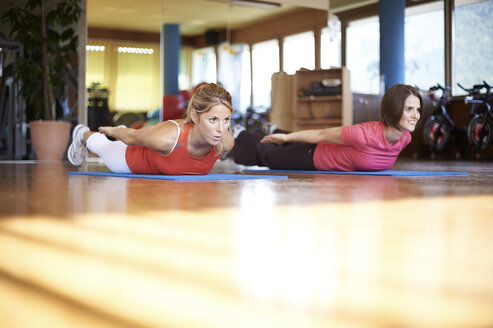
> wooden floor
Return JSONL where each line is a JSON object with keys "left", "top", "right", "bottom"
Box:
{"left": 1, "top": 158, "right": 493, "bottom": 328}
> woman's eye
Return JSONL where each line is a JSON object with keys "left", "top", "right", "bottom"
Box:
{"left": 209, "top": 118, "right": 217, "bottom": 123}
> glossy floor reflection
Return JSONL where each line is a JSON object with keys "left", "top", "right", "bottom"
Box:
{"left": 0, "top": 158, "right": 493, "bottom": 327}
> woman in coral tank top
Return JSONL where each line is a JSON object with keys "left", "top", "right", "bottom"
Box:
{"left": 233, "top": 84, "right": 422, "bottom": 172}
{"left": 68, "top": 83, "right": 234, "bottom": 175}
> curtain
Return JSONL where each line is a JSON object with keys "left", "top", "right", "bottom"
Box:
{"left": 86, "top": 40, "right": 160, "bottom": 113}
{"left": 218, "top": 43, "right": 247, "bottom": 112}
{"left": 191, "top": 47, "right": 217, "bottom": 86}
{"left": 115, "top": 43, "right": 160, "bottom": 112}
{"left": 179, "top": 46, "right": 193, "bottom": 91}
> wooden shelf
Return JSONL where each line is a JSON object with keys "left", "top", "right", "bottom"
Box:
{"left": 295, "top": 118, "right": 342, "bottom": 124}
{"left": 297, "top": 95, "right": 342, "bottom": 102}
{"left": 293, "top": 118, "right": 342, "bottom": 130}
{"left": 292, "top": 67, "right": 352, "bottom": 131}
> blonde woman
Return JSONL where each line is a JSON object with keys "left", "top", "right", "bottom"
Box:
{"left": 68, "top": 83, "right": 234, "bottom": 175}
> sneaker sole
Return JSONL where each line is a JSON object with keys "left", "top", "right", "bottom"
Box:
{"left": 67, "top": 124, "right": 87, "bottom": 166}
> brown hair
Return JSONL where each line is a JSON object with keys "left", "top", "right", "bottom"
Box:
{"left": 185, "top": 83, "right": 234, "bottom": 153}
{"left": 379, "top": 84, "right": 423, "bottom": 130}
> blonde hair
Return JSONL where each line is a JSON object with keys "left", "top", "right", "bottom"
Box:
{"left": 185, "top": 83, "right": 234, "bottom": 154}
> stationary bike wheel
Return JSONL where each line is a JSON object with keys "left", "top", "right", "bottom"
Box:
{"left": 467, "top": 114, "right": 492, "bottom": 151}
{"left": 423, "top": 116, "right": 449, "bottom": 151}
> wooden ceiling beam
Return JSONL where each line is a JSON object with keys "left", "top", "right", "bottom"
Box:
{"left": 260, "top": 0, "right": 328, "bottom": 10}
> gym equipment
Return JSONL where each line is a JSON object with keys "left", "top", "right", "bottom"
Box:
{"left": 243, "top": 169, "right": 468, "bottom": 176}
{"left": 67, "top": 171, "right": 288, "bottom": 181}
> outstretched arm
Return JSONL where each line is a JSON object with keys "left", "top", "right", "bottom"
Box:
{"left": 261, "top": 126, "right": 344, "bottom": 145}
{"left": 98, "top": 121, "right": 180, "bottom": 154}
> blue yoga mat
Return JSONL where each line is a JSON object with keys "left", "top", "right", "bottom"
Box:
{"left": 243, "top": 169, "right": 468, "bottom": 176}
{"left": 67, "top": 171, "right": 288, "bottom": 181}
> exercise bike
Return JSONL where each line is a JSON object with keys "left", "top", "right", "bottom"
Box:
{"left": 422, "top": 84, "right": 467, "bottom": 159}
{"left": 464, "top": 81, "right": 493, "bottom": 158}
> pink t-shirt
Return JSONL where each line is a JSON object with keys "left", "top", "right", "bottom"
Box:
{"left": 313, "top": 121, "right": 411, "bottom": 171}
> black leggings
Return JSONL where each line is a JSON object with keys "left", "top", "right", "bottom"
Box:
{"left": 232, "top": 130, "right": 317, "bottom": 170}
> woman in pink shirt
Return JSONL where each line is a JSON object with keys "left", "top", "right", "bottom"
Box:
{"left": 232, "top": 84, "right": 422, "bottom": 171}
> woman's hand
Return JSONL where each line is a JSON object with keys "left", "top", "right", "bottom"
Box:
{"left": 98, "top": 126, "right": 117, "bottom": 137}
{"left": 261, "top": 133, "right": 288, "bottom": 144}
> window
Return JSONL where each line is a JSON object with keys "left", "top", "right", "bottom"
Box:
{"left": 86, "top": 45, "right": 107, "bottom": 86}
{"left": 115, "top": 45, "right": 160, "bottom": 111}
{"left": 85, "top": 41, "right": 160, "bottom": 112}
{"left": 347, "top": 3, "right": 448, "bottom": 94}
{"left": 347, "top": 17, "right": 380, "bottom": 94}
{"left": 453, "top": 0, "right": 493, "bottom": 94}
{"left": 252, "top": 39, "right": 279, "bottom": 110}
{"left": 239, "top": 46, "right": 252, "bottom": 113}
{"left": 405, "top": 2, "right": 445, "bottom": 91}
{"left": 179, "top": 46, "right": 193, "bottom": 91}
{"left": 191, "top": 47, "right": 217, "bottom": 86}
{"left": 321, "top": 27, "right": 341, "bottom": 69}
{"left": 283, "top": 31, "right": 315, "bottom": 74}
{"left": 218, "top": 43, "right": 249, "bottom": 113}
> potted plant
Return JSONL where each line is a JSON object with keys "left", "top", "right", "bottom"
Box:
{"left": 2, "top": 0, "right": 82, "bottom": 160}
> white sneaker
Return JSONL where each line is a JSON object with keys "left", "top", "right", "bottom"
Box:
{"left": 263, "top": 122, "right": 278, "bottom": 135}
{"left": 67, "top": 124, "right": 90, "bottom": 166}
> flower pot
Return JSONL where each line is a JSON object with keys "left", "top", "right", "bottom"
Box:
{"left": 30, "top": 120, "right": 71, "bottom": 161}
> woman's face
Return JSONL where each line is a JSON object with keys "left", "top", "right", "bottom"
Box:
{"left": 398, "top": 94, "right": 421, "bottom": 132}
{"left": 194, "top": 104, "right": 231, "bottom": 146}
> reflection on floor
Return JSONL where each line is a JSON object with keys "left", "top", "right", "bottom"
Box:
{"left": 0, "top": 158, "right": 493, "bottom": 328}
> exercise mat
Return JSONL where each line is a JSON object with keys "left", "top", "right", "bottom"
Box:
{"left": 68, "top": 171, "right": 288, "bottom": 181}
{"left": 243, "top": 169, "right": 468, "bottom": 176}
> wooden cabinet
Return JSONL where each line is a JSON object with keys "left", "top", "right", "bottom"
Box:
{"left": 292, "top": 67, "right": 352, "bottom": 131}
{"left": 270, "top": 72, "right": 294, "bottom": 131}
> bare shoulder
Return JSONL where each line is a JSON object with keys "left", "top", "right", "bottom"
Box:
{"left": 133, "top": 120, "right": 181, "bottom": 153}
{"left": 153, "top": 120, "right": 185, "bottom": 132}
{"left": 172, "top": 118, "right": 187, "bottom": 126}
{"left": 156, "top": 120, "right": 182, "bottom": 130}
